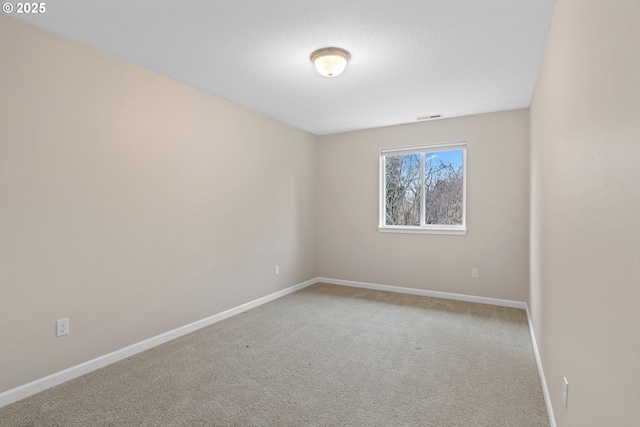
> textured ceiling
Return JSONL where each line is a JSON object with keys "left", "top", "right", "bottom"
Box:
{"left": 11, "top": 0, "right": 557, "bottom": 135}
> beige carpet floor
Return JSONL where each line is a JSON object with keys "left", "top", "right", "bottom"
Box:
{"left": 0, "top": 283, "right": 549, "bottom": 426}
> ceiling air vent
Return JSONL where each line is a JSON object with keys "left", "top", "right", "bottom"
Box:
{"left": 416, "top": 114, "right": 443, "bottom": 121}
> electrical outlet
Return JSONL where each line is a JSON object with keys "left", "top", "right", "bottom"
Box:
{"left": 275, "top": 265, "right": 279, "bottom": 275}
{"left": 56, "top": 318, "right": 69, "bottom": 337}
{"left": 563, "top": 377, "right": 569, "bottom": 409}
{"left": 471, "top": 268, "right": 479, "bottom": 278}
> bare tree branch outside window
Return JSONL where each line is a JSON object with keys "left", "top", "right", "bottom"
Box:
{"left": 384, "top": 148, "right": 464, "bottom": 227}
{"left": 385, "top": 154, "right": 420, "bottom": 225}
{"left": 424, "top": 152, "right": 463, "bottom": 225}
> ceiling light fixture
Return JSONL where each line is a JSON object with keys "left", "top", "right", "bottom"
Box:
{"left": 310, "top": 47, "right": 351, "bottom": 77}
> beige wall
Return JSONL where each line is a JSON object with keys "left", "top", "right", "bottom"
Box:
{"left": 0, "top": 16, "right": 317, "bottom": 393}
{"left": 530, "top": 0, "right": 640, "bottom": 425}
{"left": 317, "top": 110, "right": 530, "bottom": 302}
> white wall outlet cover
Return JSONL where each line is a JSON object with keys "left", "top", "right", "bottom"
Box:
{"left": 56, "top": 318, "right": 69, "bottom": 337}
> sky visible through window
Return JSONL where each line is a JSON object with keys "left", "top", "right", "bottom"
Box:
{"left": 427, "top": 150, "right": 463, "bottom": 169}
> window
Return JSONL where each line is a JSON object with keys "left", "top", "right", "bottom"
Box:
{"left": 379, "top": 142, "right": 467, "bottom": 235}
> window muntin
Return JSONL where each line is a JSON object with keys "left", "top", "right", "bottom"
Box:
{"left": 380, "top": 142, "right": 467, "bottom": 235}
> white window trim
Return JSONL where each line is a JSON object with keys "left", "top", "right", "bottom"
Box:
{"left": 379, "top": 141, "right": 467, "bottom": 235}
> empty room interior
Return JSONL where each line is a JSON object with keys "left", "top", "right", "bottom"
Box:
{"left": 1, "top": 1, "right": 638, "bottom": 426}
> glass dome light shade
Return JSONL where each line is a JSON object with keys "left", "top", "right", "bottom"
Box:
{"left": 310, "top": 47, "right": 351, "bottom": 77}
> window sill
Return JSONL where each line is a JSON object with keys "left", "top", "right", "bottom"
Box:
{"left": 378, "top": 226, "right": 467, "bottom": 236}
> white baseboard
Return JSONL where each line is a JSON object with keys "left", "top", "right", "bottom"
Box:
{"left": 1, "top": 276, "right": 556, "bottom": 427}
{"left": 525, "top": 307, "right": 557, "bottom": 427}
{"left": 0, "top": 278, "right": 317, "bottom": 409}
{"left": 317, "top": 277, "right": 527, "bottom": 309}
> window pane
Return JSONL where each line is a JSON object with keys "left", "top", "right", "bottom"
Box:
{"left": 424, "top": 150, "right": 463, "bottom": 225}
{"left": 385, "top": 153, "right": 421, "bottom": 226}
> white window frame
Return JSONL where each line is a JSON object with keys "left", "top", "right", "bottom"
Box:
{"left": 379, "top": 142, "right": 467, "bottom": 235}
